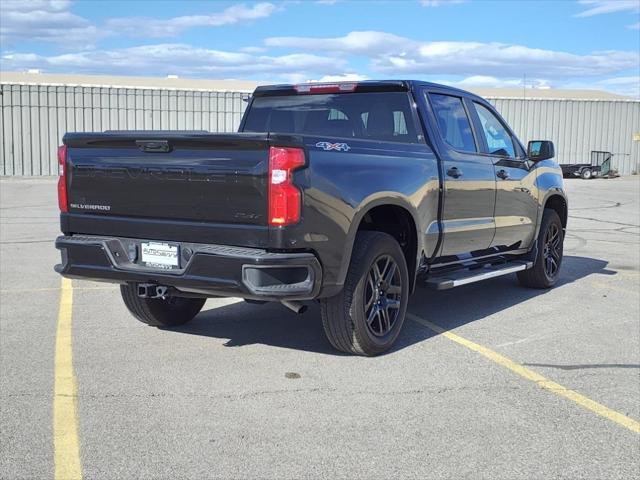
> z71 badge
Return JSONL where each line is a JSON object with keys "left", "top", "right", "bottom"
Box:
{"left": 315, "top": 141, "right": 351, "bottom": 152}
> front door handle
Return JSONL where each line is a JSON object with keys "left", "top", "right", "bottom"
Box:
{"left": 447, "top": 167, "right": 463, "bottom": 178}
{"left": 496, "top": 169, "right": 510, "bottom": 180}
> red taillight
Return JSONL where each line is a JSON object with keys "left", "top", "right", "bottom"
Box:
{"left": 268, "top": 146, "right": 305, "bottom": 226}
{"left": 57, "top": 145, "right": 68, "bottom": 213}
{"left": 294, "top": 83, "right": 357, "bottom": 94}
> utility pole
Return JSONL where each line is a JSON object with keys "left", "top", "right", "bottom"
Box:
{"left": 523, "top": 73, "right": 528, "bottom": 140}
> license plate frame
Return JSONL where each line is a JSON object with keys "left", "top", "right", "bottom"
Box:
{"left": 140, "top": 242, "right": 180, "bottom": 270}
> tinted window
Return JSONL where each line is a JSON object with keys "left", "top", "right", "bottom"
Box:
{"left": 243, "top": 92, "right": 421, "bottom": 143}
{"left": 429, "top": 93, "right": 476, "bottom": 152}
{"left": 473, "top": 102, "right": 516, "bottom": 157}
{"left": 361, "top": 111, "right": 409, "bottom": 135}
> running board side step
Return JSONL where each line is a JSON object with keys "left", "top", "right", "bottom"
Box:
{"left": 424, "top": 261, "right": 533, "bottom": 290}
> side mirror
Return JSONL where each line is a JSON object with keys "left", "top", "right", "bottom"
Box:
{"left": 527, "top": 140, "right": 555, "bottom": 161}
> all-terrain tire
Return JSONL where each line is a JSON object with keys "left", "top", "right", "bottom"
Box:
{"left": 517, "top": 208, "right": 564, "bottom": 289}
{"left": 320, "top": 231, "right": 410, "bottom": 356}
{"left": 120, "top": 283, "right": 205, "bottom": 327}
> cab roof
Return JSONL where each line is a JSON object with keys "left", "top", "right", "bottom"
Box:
{"left": 252, "top": 79, "right": 487, "bottom": 103}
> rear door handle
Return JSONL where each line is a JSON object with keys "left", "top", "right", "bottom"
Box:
{"left": 446, "top": 167, "right": 463, "bottom": 178}
{"left": 496, "top": 169, "right": 510, "bottom": 180}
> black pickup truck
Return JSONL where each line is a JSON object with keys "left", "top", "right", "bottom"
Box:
{"left": 55, "top": 80, "right": 567, "bottom": 356}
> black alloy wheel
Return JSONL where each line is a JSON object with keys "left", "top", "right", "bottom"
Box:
{"left": 364, "top": 255, "right": 402, "bottom": 337}
{"left": 543, "top": 222, "right": 561, "bottom": 278}
{"left": 517, "top": 208, "right": 564, "bottom": 289}
{"left": 320, "top": 231, "right": 410, "bottom": 356}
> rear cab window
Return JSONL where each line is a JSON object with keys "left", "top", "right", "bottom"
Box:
{"left": 242, "top": 92, "right": 422, "bottom": 144}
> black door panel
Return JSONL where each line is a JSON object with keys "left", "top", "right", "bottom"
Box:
{"left": 422, "top": 90, "right": 496, "bottom": 257}
{"left": 492, "top": 159, "right": 538, "bottom": 249}
{"left": 468, "top": 101, "right": 538, "bottom": 251}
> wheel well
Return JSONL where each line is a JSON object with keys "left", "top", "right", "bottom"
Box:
{"left": 545, "top": 195, "right": 568, "bottom": 229}
{"left": 358, "top": 205, "right": 418, "bottom": 290}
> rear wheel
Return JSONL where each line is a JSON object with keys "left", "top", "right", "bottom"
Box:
{"left": 581, "top": 168, "right": 592, "bottom": 179}
{"left": 120, "top": 283, "right": 205, "bottom": 327}
{"left": 320, "top": 231, "right": 409, "bottom": 356}
{"left": 517, "top": 209, "right": 564, "bottom": 289}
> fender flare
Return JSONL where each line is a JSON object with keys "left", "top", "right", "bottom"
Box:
{"left": 533, "top": 190, "right": 568, "bottom": 246}
{"left": 334, "top": 195, "right": 423, "bottom": 288}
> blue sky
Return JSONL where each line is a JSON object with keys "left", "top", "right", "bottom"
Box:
{"left": 1, "top": 0, "right": 639, "bottom": 96}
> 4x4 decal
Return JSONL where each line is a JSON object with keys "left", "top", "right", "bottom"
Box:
{"left": 315, "top": 141, "right": 351, "bottom": 152}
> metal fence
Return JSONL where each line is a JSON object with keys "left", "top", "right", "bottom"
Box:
{"left": 1, "top": 82, "right": 639, "bottom": 176}
{"left": 0, "top": 84, "right": 247, "bottom": 175}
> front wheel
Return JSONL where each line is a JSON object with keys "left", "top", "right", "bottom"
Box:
{"left": 320, "top": 231, "right": 409, "bottom": 356}
{"left": 120, "top": 283, "right": 205, "bottom": 327}
{"left": 517, "top": 209, "right": 564, "bottom": 289}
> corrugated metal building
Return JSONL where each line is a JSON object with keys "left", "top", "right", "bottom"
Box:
{"left": 491, "top": 96, "right": 639, "bottom": 176}
{"left": 1, "top": 72, "right": 639, "bottom": 176}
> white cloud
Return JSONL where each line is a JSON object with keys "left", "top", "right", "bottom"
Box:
{"left": 421, "top": 0, "right": 467, "bottom": 6}
{"left": 105, "top": 3, "right": 277, "bottom": 38}
{"left": 1, "top": 0, "right": 71, "bottom": 12}
{"left": 264, "top": 31, "right": 639, "bottom": 78}
{"left": 628, "top": 21, "right": 640, "bottom": 29}
{"left": 575, "top": 0, "right": 640, "bottom": 17}
{"left": 442, "top": 75, "right": 639, "bottom": 97}
{"left": 266, "top": 31, "right": 411, "bottom": 56}
{"left": 0, "top": 0, "right": 101, "bottom": 47}
{"left": 239, "top": 46, "right": 268, "bottom": 54}
{"left": 275, "top": 72, "right": 368, "bottom": 85}
{"left": 444, "top": 75, "right": 550, "bottom": 89}
{"left": 315, "top": 73, "right": 369, "bottom": 82}
{"left": 593, "top": 76, "right": 640, "bottom": 97}
{"left": 0, "top": 1, "right": 277, "bottom": 47}
{"left": 0, "top": 43, "right": 345, "bottom": 80}
{"left": 562, "top": 76, "right": 640, "bottom": 97}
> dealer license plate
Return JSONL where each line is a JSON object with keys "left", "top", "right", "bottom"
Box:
{"left": 140, "top": 242, "right": 179, "bottom": 270}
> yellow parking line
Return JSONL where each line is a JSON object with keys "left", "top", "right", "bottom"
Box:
{"left": 408, "top": 313, "right": 640, "bottom": 434}
{"left": 54, "top": 278, "right": 83, "bottom": 480}
{"left": 0, "top": 286, "right": 116, "bottom": 294}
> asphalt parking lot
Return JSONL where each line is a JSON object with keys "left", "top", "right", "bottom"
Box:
{"left": 1, "top": 176, "right": 639, "bottom": 479}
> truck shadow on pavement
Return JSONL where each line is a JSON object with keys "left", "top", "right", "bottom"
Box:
{"left": 170, "top": 255, "right": 615, "bottom": 355}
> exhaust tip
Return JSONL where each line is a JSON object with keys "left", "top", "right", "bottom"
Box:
{"left": 281, "top": 300, "right": 307, "bottom": 314}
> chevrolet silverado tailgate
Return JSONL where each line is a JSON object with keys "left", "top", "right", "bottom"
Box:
{"left": 62, "top": 132, "right": 273, "bottom": 246}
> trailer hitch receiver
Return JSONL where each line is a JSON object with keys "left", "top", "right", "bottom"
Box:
{"left": 137, "top": 283, "right": 168, "bottom": 299}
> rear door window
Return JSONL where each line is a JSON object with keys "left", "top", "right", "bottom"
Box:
{"left": 243, "top": 92, "right": 422, "bottom": 144}
{"left": 428, "top": 93, "right": 477, "bottom": 153}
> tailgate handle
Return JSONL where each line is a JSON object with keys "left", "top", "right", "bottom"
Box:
{"left": 136, "top": 140, "right": 171, "bottom": 153}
